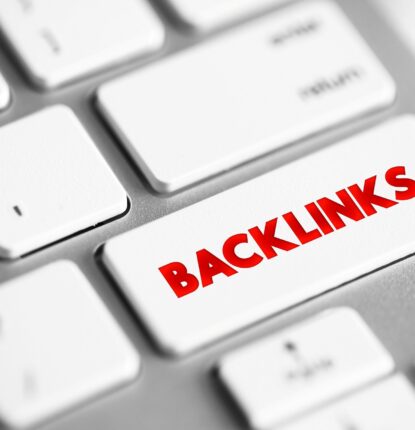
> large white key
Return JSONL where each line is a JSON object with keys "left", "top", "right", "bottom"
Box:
{"left": 98, "top": 0, "right": 395, "bottom": 193}
{"left": 0, "top": 72, "right": 11, "bottom": 111}
{"left": 0, "top": 261, "right": 139, "bottom": 429}
{"left": 161, "top": 0, "right": 289, "bottom": 31}
{"left": 281, "top": 375, "right": 415, "bottom": 430}
{"left": 103, "top": 115, "right": 415, "bottom": 355}
{"left": 218, "top": 309, "right": 394, "bottom": 430}
{"left": 0, "top": 0, "right": 165, "bottom": 88}
{"left": 0, "top": 105, "right": 127, "bottom": 259}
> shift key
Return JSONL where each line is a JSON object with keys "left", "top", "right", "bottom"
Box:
{"left": 102, "top": 116, "right": 415, "bottom": 355}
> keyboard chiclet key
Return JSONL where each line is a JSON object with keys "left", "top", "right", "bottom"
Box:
{"left": 98, "top": 0, "right": 396, "bottom": 193}
{"left": 218, "top": 308, "right": 394, "bottom": 429}
{"left": 0, "top": 105, "right": 127, "bottom": 259}
{"left": 281, "top": 375, "right": 415, "bottom": 430}
{"left": 0, "top": 0, "right": 164, "bottom": 88}
{"left": 0, "top": 261, "right": 139, "bottom": 429}
{"left": 102, "top": 116, "right": 415, "bottom": 355}
{"left": 161, "top": 0, "right": 290, "bottom": 31}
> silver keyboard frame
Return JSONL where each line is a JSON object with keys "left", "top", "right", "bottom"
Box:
{"left": 1, "top": 0, "right": 414, "bottom": 428}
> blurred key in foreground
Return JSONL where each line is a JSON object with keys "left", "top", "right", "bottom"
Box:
{"left": 0, "top": 262, "right": 139, "bottom": 428}
{"left": 281, "top": 375, "right": 415, "bottom": 430}
{"left": 219, "top": 308, "right": 393, "bottom": 429}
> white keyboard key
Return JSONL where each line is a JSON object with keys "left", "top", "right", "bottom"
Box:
{"left": 0, "top": 261, "right": 139, "bottom": 429}
{"left": 0, "top": 105, "right": 127, "bottom": 259}
{"left": 103, "top": 115, "right": 415, "bottom": 355}
{"left": 369, "top": 0, "right": 415, "bottom": 57}
{"left": 162, "top": 0, "right": 288, "bottom": 31}
{"left": 0, "top": 0, "right": 164, "bottom": 88}
{"left": 98, "top": 0, "right": 395, "bottom": 193}
{"left": 218, "top": 309, "right": 394, "bottom": 429}
{"left": 281, "top": 375, "right": 415, "bottom": 430}
{"left": 0, "top": 72, "right": 11, "bottom": 111}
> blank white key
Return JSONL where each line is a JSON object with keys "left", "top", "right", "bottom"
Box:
{"left": 98, "top": 0, "right": 395, "bottom": 193}
{"left": 162, "top": 0, "right": 289, "bottom": 31}
{"left": 0, "top": 105, "right": 127, "bottom": 259}
{"left": 281, "top": 375, "right": 415, "bottom": 430}
{"left": 0, "top": 72, "right": 11, "bottom": 111}
{"left": 218, "top": 309, "right": 394, "bottom": 429}
{"left": 103, "top": 115, "right": 415, "bottom": 355}
{"left": 0, "top": 0, "right": 164, "bottom": 88}
{"left": 0, "top": 261, "right": 139, "bottom": 429}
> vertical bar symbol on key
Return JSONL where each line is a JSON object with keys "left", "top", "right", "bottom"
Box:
{"left": 13, "top": 205, "right": 23, "bottom": 217}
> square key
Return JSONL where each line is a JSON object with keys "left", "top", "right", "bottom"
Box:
{"left": 0, "top": 105, "right": 127, "bottom": 259}
{"left": 0, "top": 261, "right": 140, "bottom": 428}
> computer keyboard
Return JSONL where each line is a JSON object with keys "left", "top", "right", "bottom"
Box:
{"left": 1, "top": 0, "right": 415, "bottom": 429}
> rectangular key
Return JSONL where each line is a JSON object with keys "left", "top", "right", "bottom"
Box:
{"left": 161, "top": 0, "right": 289, "bottom": 31}
{"left": 0, "top": 262, "right": 139, "bottom": 429}
{"left": 0, "top": 0, "right": 164, "bottom": 88}
{"left": 218, "top": 308, "right": 394, "bottom": 429}
{"left": 0, "top": 105, "right": 127, "bottom": 259}
{"left": 281, "top": 375, "right": 415, "bottom": 430}
{"left": 98, "top": 0, "right": 395, "bottom": 193}
{"left": 102, "top": 115, "right": 415, "bottom": 356}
